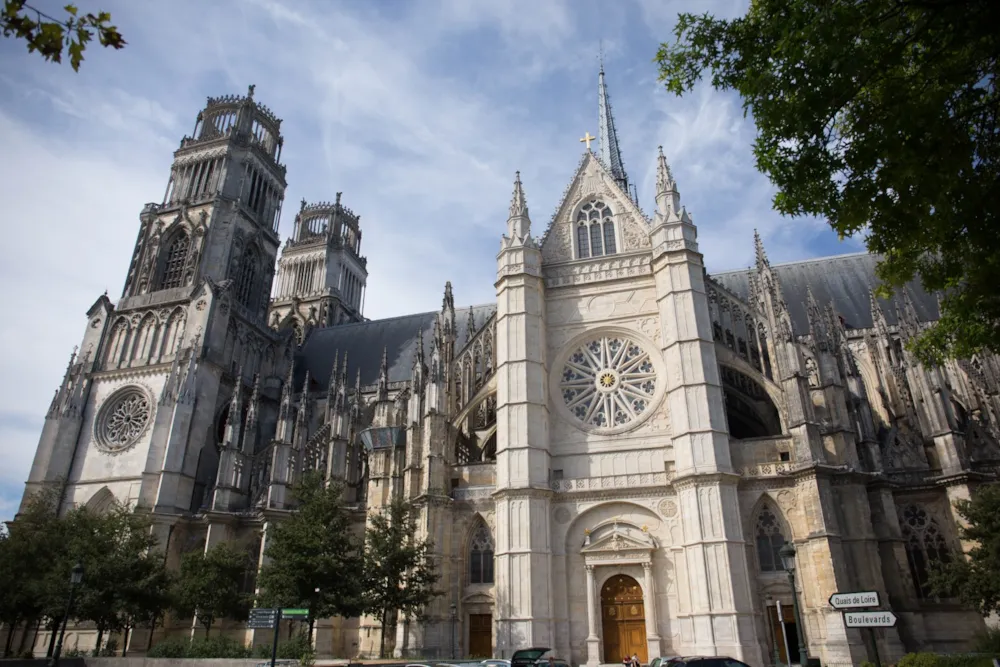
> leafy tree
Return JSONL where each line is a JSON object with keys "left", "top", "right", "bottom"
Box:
{"left": 362, "top": 497, "right": 440, "bottom": 658}
{"left": 171, "top": 542, "right": 251, "bottom": 635}
{"left": 1, "top": 1, "right": 125, "bottom": 70}
{"left": 0, "top": 486, "right": 62, "bottom": 657}
{"left": 929, "top": 483, "right": 1000, "bottom": 615}
{"left": 655, "top": 0, "right": 1000, "bottom": 364}
{"left": 256, "top": 471, "right": 365, "bottom": 641}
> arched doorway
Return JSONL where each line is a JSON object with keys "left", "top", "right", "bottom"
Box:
{"left": 601, "top": 574, "right": 647, "bottom": 664}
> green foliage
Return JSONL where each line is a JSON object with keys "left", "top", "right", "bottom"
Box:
{"left": 146, "top": 633, "right": 313, "bottom": 660}
{"left": 973, "top": 626, "right": 1000, "bottom": 653}
{"left": 363, "top": 497, "right": 441, "bottom": 658}
{"left": 170, "top": 541, "right": 251, "bottom": 634}
{"left": 898, "top": 653, "right": 1000, "bottom": 667}
{"left": 146, "top": 637, "right": 190, "bottom": 659}
{"left": 1, "top": 1, "right": 125, "bottom": 70}
{"left": 0, "top": 485, "right": 169, "bottom": 657}
{"left": 251, "top": 632, "right": 313, "bottom": 660}
{"left": 928, "top": 483, "right": 1000, "bottom": 615}
{"left": 0, "top": 485, "right": 62, "bottom": 642}
{"left": 656, "top": 0, "right": 1000, "bottom": 364}
{"left": 256, "top": 472, "right": 365, "bottom": 620}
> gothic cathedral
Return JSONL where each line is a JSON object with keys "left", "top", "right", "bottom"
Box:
{"left": 20, "top": 70, "right": 1000, "bottom": 666}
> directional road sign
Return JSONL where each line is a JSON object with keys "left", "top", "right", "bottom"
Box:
{"left": 248, "top": 608, "right": 278, "bottom": 630}
{"left": 829, "top": 591, "right": 880, "bottom": 609}
{"left": 281, "top": 608, "right": 309, "bottom": 620}
{"left": 844, "top": 611, "right": 898, "bottom": 628}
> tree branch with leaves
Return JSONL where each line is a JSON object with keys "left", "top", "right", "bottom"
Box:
{"left": 656, "top": 0, "right": 1000, "bottom": 364}
{"left": 1, "top": 1, "right": 125, "bottom": 70}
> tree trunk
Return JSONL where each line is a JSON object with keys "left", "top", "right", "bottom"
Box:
{"left": 379, "top": 609, "right": 387, "bottom": 659}
{"left": 46, "top": 620, "right": 58, "bottom": 657}
{"left": 121, "top": 626, "right": 131, "bottom": 656}
{"left": 25, "top": 618, "right": 41, "bottom": 656}
{"left": 95, "top": 627, "right": 104, "bottom": 656}
{"left": 4, "top": 619, "right": 17, "bottom": 658}
{"left": 307, "top": 617, "right": 315, "bottom": 644}
{"left": 204, "top": 619, "right": 212, "bottom": 637}
{"left": 146, "top": 617, "right": 157, "bottom": 652}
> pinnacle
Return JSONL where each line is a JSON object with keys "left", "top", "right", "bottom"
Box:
{"left": 508, "top": 171, "right": 529, "bottom": 221}
{"left": 655, "top": 146, "right": 674, "bottom": 193}
{"left": 753, "top": 229, "right": 770, "bottom": 269}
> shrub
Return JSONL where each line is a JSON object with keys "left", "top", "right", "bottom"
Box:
{"left": 252, "top": 633, "right": 313, "bottom": 660}
{"left": 147, "top": 637, "right": 190, "bottom": 658}
{"left": 147, "top": 635, "right": 252, "bottom": 659}
{"left": 973, "top": 627, "right": 1000, "bottom": 654}
{"left": 898, "top": 653, "right": 1000, "bottom": 667}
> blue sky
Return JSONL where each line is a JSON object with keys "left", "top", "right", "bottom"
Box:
{"left": 0, "top": 0, "right": 863, "bottom": 523}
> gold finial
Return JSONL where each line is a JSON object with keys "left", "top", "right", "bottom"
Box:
{"left": 641, "top": 524, "right": 649, "bottom": 532}
{"left": 580, "top": 132, "right": 597, "bottom": 151}
{"left": 584, "top": 528, "right": 591, "bottom": 535}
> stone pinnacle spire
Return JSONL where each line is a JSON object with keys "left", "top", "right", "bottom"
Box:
{"left": 598, "top": 62, "right": 630, "bottom": 196}
{"left": 377, "top": 346, "right": 389, "bottom": 401}
{"left": 506, "top": 171, "right": 531, "bottom": 241}
{"left": 654, "top": 146, "right": 680, "bottom": 218}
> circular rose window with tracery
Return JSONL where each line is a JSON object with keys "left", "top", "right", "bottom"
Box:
{"left": 95, "top": 386, "right": 153, "bottom": 453}
{"left": 559, "top": 334, "right": 659, "bottom": 433}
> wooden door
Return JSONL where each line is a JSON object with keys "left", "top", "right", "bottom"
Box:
{"left": 601, "top": 574, "right": 648, "bottom": 664}
{"left": 766, "top": 603, "right": 798, "bottom": 665}
{"left": 469, "top": 614, "right": 492, "bottom": 658}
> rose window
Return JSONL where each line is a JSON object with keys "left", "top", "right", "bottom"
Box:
{"left": 560, "top": 335, "right": 658, "bottom": 430}
{"left": 95, "top": 387, "right": 153, "bottom": 453}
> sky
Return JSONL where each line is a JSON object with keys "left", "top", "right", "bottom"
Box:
{"left": 0, "top": 0, "right": 864, "bottom": 524}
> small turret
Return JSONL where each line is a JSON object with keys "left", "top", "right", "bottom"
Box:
{"left": 377, "top": 347, "right": 390, "bottom": 402}
{"left": 505, "top": 171, "right": 532, "bottom": 242}
{"left": 276, "top": 361, "right": 296, "bottom": 442}
{"left": 243, "top": 374, "right": 261, "bottom": 455}
{"left": 222, "top": 367, "right": 245, "bottom": 450}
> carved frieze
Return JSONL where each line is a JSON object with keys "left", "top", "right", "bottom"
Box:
{"left": 544, "top": 254, "right": 652, "bottom": 289}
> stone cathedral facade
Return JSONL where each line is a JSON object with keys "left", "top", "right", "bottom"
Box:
{"left": 18, "top": 71, "right": 1000, "bottom": 667}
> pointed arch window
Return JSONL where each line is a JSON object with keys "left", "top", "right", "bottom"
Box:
{"left": 899, "top": 504, "right": 952, "bottom": 598}
{"left": 576, "top": 224, "right": 590, "bottom": 259}
{"left": 160, "top": 232, "right": 190, "bottom": 290}
{"left": 576, "top": 200, "right": 617, "bottom": 259}
{"left": 755, "top": 506, "right": 787, "bottom": 572}
{"left": 469, "top": 522, "right": 494, "bottom": 584}
{"left": 236, "top": 245, "right": 260, "bottom": 311}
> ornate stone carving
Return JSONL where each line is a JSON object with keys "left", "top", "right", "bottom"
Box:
{"left": 196, "top": 300, "right": 207, "bottom": 311}
{"left": 619, "top": 213, "right": 651, "bottom": 251}
{"left": 551, "top": 472, "right": 671, "bottom": 493}
{"left": 94, "top": 385, "right": 154, "bottom": 454}
{"left": 543, "top": 254, "right": 652, "bottom": 289}
{"left": 553, "top": 506, "right": 572, "bottom": 524}
{"left": 657, "top": 498, "right": 678, "bottom": 518}
{"left": 559, "top": 334, "right": 658, "bottom": 433}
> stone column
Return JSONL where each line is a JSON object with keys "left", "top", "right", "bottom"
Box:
{"left": 586, "top": 565, "right": 601, "bottom": 666}
{"left": 643, "top": 562, "right": 661, "bottom": 660}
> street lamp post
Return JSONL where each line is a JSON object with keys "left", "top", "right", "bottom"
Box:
{"left": 50, "top": 562, "right": 84, "bottom": 667}
{"left": 778, "top": 544, "right": 808, "bottom": 665}
{"left": 449, "top": 603, "right": 457, "bottom": 659}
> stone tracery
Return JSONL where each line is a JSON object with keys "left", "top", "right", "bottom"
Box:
{"left": 560, "top": 334, "right": 657, "bottom": 431}
{"left": 95, "top": 386, "right": 153, "bottom": 453}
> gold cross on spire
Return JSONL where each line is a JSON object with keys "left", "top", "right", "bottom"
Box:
{"left": 580, "top": 131, "right": 597, "bottom": 151}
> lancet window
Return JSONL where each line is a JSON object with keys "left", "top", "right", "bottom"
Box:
{"left": 899, "top": 504, "right": 952, "bottom": 598}
{"left": 159, "top": 232, "right": 190, "bottom": 290}
{"left": 469, "top": 522, "right": 495, "bottom": 584}
{"left": 235, "top": 245, "right": 260, "bottom": 310}
{"left": 575, "top": 200, "right": 617, "bottom": 259}
{"left": 755, "top": 505, "right": 787, "bottom": 572}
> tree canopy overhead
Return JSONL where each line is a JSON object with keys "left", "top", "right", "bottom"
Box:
{"left": 1, "top": 1, "right": 125, "bottom": 70}
{"left": 656, "top": 0, "right": 1000, "bottom": 364}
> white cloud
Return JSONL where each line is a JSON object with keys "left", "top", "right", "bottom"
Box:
{"left": 0, "top": 0, "right": 858, "bottom": 523}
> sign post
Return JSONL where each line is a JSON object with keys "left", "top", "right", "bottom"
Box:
{"left": 830, "top": 592, "right": 893, "bottom": 667}
{"left": 246, "top": 609, "right": 281, "bottom": 667}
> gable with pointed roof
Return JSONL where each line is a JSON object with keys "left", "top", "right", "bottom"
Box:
{"left": 540, "top": 151, "right": 651, "bottom": 265}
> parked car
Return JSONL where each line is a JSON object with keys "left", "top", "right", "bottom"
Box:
{"left": 481, "top": 660, "right": 512, "bottom": 667}
{"left": 649, "top": 656, "right": 681, "bottom": 667}
{"left": 510, "top": 647, "right": 569, "bottom": 667}
{"left": 661, "top": 657, "right": 751, "bottom": 667}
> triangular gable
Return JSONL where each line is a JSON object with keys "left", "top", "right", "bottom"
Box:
{"left": 540, "top": 151, "right": 651, "bottom": 265}
{"left": 580, "top": 525, "right": 656, "bottom": 554}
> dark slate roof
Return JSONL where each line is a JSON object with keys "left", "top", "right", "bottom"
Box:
{"left": 297, "top": 304, "right": 496, "bottom": 392}
{"left": 711, "top": 252, "right": 940, "bottom": 335}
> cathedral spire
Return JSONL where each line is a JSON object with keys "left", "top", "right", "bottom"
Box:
{"left": 223, "top": 367, "right": 245, "bottom": 449}
{"left": 598, "top": 62, "right": 631, "bottom": 198}
{"left": 326, "top": 349, "right": 340, "bottom": 408}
